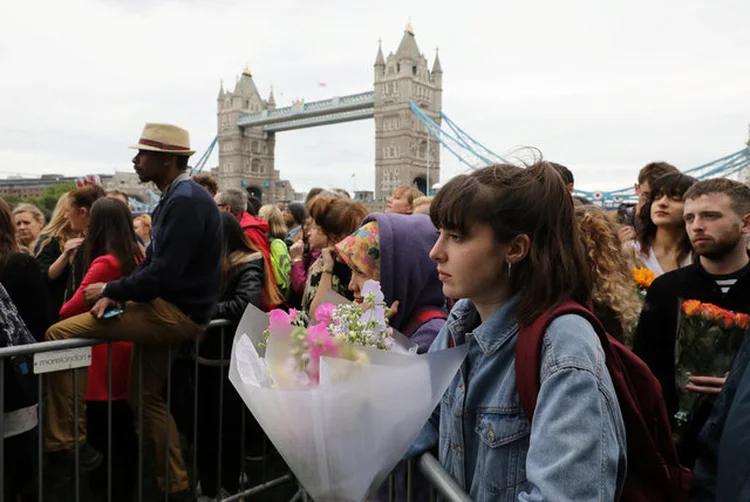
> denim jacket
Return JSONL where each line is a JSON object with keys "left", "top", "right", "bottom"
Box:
{"left": 408, "top": 297, "right": 627, "bottom": 502}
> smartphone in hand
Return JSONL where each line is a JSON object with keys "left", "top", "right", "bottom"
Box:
{"left": 102, "top": 306, "right": 124, "bottom": 319}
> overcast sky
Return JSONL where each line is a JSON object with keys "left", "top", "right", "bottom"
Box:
{"left": 1, "top": 0, "right": 749, "bottom": 193}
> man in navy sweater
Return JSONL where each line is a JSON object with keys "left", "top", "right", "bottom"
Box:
{"left": 44, "top": 123, "right": 222, "bottom": 501}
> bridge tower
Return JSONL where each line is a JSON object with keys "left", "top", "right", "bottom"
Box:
{"left": 373, "top": 23, "right": 443, "bottom": 199}
{"left": 217, "top": 69, "right": 292, "bottom": 201}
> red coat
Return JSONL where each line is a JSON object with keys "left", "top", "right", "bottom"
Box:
{"left": 238, "top": 212, "right": 271, "bottom": 261}
{"left": 60, "top": 254, "right": 132, "bottom": 402}
{"left": 238, "top": 212, "right": 278, "bottom": 309}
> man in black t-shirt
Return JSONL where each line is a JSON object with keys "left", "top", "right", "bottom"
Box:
{"left": 634, "top": 177, "right": 750, "bottom": 467}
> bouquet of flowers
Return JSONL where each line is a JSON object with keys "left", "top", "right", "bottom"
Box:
{"left": 673, "top": 299, "right": 749, "bottom": 433}
{"left": 633, "top": 267, "right": 655, "bottom": 297}
{"left": 230, "top": 281, "right": 468, "bottom": 501}
{"left": 262, "top": 281, "right": 415, "bottom": 388}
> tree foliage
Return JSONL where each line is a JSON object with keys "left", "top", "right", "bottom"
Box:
{"left": 2, "top": 182, "right": 76, "bottom": 214}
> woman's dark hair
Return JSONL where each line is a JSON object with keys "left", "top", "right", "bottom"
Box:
{"left": 221, "top": 211, "right": 256, "bottom": 256}
{"left": 636, "top": 172, "right": 697, "bottom": 262}
{"left": 70, "top": 184, "right": 106, "bottom": 210}
{"left": 83, "top": 198, "right": 143, "bottom": 275}
{"left": 287, "top": 202, "right": 306, "bottom": 226}
{"left": 430, "top": 162, "right": 592, "bottom": 327}
{"left": 246, "top": 194, "right": 262, "bottom": 217}
{"left": 220, "top": 212, "right": 283, "bottom": 306}
{"left": 0, "top": 197, "right": 18, "bottom": 271}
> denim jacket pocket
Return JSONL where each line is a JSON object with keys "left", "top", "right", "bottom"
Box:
{"left": 475, "top": 411, "right": 531, "bottom": 498}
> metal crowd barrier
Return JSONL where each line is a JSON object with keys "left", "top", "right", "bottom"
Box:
{"left": 0, "top": 319, "right": 471, "bottom": 502}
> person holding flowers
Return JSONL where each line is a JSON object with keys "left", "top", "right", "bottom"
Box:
{"left": 407, "top": 162, "right": 626, "bottom": 501}
{"left": 334, "top": 212, "right": 447, "bottom": 502}
{"left": 334, "top": 213, "right": 447, "bottom": 354}
{"left": 626, "top": 172, "right": 697, "bottom": 277}
{"left": 634, "top": 177, "right": 750, "bottom": 467}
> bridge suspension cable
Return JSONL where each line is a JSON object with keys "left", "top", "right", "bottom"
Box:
{"left": 409, "top": 100, "right": 750, "bottom": 207}
{"left": 409, "top": 101, "right": 507, "bottom": 170}
{"left": 190, "top": 136, "right": 218, "bottom": 175}
{"left": 573, "top": 147, "right": 750, "bottom": 207}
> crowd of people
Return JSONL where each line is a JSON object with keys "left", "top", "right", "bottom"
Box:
{"left": 2, "top": 122, "right": 750, "bottom": 502}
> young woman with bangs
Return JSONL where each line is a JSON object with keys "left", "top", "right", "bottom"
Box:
{"left": 628, "top": 172, "right": 698, "bottom": 277}
{"left": 57, "top": 197, "right": 144, "bottom": 502}
{"left": 407, "top": 162, "right": 627, "bottom": 501}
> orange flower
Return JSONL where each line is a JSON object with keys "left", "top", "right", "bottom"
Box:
{"left": 709, "top": 304, "right": 729, "bottom": 324}
{"left": 633, "top": 267, "right": 655, "bottom": 288}
{"left": 682, "top": 299, "right": 702, "bottom": 317}
{"left": 700, "top": 304, "right": 714, "bottom": 320}
{"left": 681, "top": 300, "right": 748, "bottom": 329}
{"left": 736, "top": 313, "right": 750, "bottom": 330}
{"left": 722, "top": 312, "right": 737, "bottom": 329}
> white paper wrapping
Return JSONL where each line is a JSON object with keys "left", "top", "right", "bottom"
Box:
{"left": 229, "top": 304, "right": 468, "bottom": 502}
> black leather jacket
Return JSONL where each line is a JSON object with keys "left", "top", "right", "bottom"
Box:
{"left": 201, "top": 255, "right": 264, "bottom": 361}
{"left": 216, "top": 256, "right": 263, "bottom": 322}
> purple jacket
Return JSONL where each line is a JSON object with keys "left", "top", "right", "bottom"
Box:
{"left": 363, "top": 213, "right": 446, "bottom": 353}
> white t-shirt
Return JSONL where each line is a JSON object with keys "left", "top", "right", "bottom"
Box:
{"left": 632, "top": 241, "right": 692, "bottom": 278}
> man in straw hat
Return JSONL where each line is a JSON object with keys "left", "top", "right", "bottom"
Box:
{"left": 44, "top": 123, "right": 222, "bottom": 501}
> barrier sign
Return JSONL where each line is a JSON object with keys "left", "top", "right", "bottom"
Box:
{"left": 33, "top": 347, "right": 92, "bottom": 374}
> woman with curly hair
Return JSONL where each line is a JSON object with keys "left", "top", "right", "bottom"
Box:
{"left": 575, "top": 204, "right": 642, "bottom": 344}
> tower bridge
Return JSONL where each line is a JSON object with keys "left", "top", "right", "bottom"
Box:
{"left": 216, "top": 23, "right": 442, "bottom": 202}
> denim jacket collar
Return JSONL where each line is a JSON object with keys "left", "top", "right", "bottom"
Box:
{"left": 448, "top": 295, "right": 520, "bottom": 355}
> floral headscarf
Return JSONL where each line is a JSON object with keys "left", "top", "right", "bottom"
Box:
{"left": 335, "top": 221, "right": 380, "bottom": 280}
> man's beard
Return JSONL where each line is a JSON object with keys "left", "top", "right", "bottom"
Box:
{"left": 695, "top": 233, "right": 742, "bottom": 261}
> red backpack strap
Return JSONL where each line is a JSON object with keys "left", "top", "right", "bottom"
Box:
{"left": 515, "top": 301, "right": 608, "bottom": 420}
{"left": 403, "top": 307, "right": 448, "bottom": 337}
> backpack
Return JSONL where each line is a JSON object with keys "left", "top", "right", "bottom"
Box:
{"left": 402, "top": 307, "right": 448, "bottom": 337}
{"left": 515, "top": 301, "right": 691, "bottom": 502}
{"left": 0, "top": 284, "right": 38, "bottom": 411}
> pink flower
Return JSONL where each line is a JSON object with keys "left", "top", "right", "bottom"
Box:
{"left": 289, "top": 309, "right": 299, "bottom": 322}
{"left": 305, "top": 323, "right": 339, "bottom": 362}
{"left": 314, "top": 303, "right": 336, "bottom": 326}
{"left": 268, "top": 309, "right": 291, "bottom": 333}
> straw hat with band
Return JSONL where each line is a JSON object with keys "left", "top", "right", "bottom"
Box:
{"left": 129, "top": 123, "right": 195, "bottom": 156}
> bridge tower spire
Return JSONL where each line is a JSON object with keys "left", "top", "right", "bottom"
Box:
{"left": 217, "top": 67, "right": 290, "bottom": 202}
{"left": 374, "top": 39, "right": 385, "bottom": 75}
{"left": 373, "top": 24, "right": 442, "bottom": 199}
